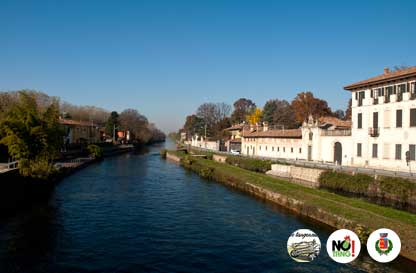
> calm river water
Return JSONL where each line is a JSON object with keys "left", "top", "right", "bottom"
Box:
{"left": 0, "top": 142, "right": 412, "bottom": 273}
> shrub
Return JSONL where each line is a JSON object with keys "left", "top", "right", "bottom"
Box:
{"left": 87, "top": 144, "right": 103, "bottom": 159}
{"left": 319, "top": 171, "right": 372, "bottom": 195}
{"left": 225, "top": 155, "right": 272, "bottom": 173}
{"left": 377, "top": 176, "right": 416, "bottom": 203}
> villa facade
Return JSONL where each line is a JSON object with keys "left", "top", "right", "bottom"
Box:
{"left": 344, "top": 67, "right": 416, "bottom": 171}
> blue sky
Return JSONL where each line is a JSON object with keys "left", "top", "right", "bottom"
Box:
{"left": 1, "top": 0, "right": 415, "bottom": 132}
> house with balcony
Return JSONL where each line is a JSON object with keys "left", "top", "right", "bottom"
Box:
{"left": 344, "top": 67, "right": 416, "bottom": 171}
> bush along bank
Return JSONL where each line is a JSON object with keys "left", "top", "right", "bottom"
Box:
{"left": 319, "top": 171, "right": 416, "bottom": 213}
{"left": 164, "top": 150, "right": 416, "bottom": 262}
{"left": 189, "top": 148, "right": 273, "bottom": 173}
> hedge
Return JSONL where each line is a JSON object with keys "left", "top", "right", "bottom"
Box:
{"left": 319, "top": 171, "right": 416, "bottom": 212}
{"left": 225, "top": 155, "right": 272, "bottom": 173}
{"left": 319, "top": 171, "right": 373, "bottom": 195}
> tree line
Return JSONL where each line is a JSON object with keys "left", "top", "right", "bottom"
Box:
{"left": 0, "top": 90, "right": 165, "bottom": 179}
{"left": 181, "top": 91, "right": 351, "bottom": 139}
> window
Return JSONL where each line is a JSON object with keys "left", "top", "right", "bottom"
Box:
{"left": 410, "top": 145, "right": 416, "bottom": 161}
{"left": 395, "top": 144, "right": 402, "bottom": 160}
{"left": 411, "top": 109, "right": 416, "bottom": 127}
{"left": 398, "top": 83, "right": 407, "bottom": 93}
{"left": 309, "top": 132, "right": 313, "bottom": 140}
{"left": 272, "top": 147, "right": 274, "bottom": 152}
{"left": 299, "top": 148, "right": 302, "bottom": 153}
{"left": 291, "top": 147, "right": 294, "bottom": 153}
{"left": 283, "top": 147, "right": 286, "bottom": 152}
{"left": 265, "top": 146, "right": 268, "bottom": 151}
{"left": 259, "top": 146, "right": 261, "bottom": 151}
{"left": 277, "top": 147, "right": 280, "bottom": 152}
{"left": 357, "top": 143, "right": 362, "bottom": 157}
{"left": 372, "top": 144, "right": 378, "bottom": 158}
{"left": 357, "top": 113, "right": 363, "bottom": 129}
{"left": 396, "top": 110, "right": 402, "bottom": 128}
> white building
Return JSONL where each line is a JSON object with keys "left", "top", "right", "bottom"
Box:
{"left": 241, "top": 124, "right": 304, "bottom": 160}
{"left": 240, "top": 117, "right": 353, "bottom": 164}
{"left": 344, "top": 67, "right": 416, "bottom": 172}
{"left": 301, "top": 116, "right": 353, "bottom": 165}
{"left": 191, "top": 134, "right": 220, "bottom": 151}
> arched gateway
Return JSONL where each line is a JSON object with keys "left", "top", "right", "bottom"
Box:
{"left": 334, "top": 142, "right": 342, "bottom": 165}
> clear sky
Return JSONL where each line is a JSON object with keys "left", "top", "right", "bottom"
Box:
{"left": 1, "top": 0, "right": 415, "bottom": 132}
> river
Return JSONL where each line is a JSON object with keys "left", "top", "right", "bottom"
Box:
{"left": 0, "top": 142, "right": 412, "bottom": 272}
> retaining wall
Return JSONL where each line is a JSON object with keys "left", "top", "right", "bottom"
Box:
{"left": 267, "top": 163, "right": 324, "bottom": 188}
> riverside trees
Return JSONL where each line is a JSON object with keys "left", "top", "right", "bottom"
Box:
{"left": 180, "top": 92, "right": 351, "bottom": 139}
{"left": 0, "top": 90, "right": 165, "bottom": 178}
{"left": 0, "top": 91, "right": 62, "bottom": 179}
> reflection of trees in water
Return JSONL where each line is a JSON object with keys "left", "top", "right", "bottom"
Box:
{"left": 0, "top": 203, "right": 59, "bottom": 272}
{"left": 133, "top": 145, "right": 149, "bottom": 155}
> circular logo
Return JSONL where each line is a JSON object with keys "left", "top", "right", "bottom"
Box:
{"left": 326, "top": 229, "right": 361, "bottom": 263}
{"left": 287, "top": 229, "right": 321, "bottom": 262}
{"left": 367, "top": 228, "right": 401, "bottom": 263}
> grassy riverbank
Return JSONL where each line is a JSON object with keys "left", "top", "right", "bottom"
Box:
{"left": 166, "top": 150, "right": 416, "bottom": 262}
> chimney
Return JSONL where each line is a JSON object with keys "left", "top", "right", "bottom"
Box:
{"left": 263, "top": 122, "right": 269, "bottom": 132}
{"left": 384, "top": 67, "right": 390, "bottom": 74}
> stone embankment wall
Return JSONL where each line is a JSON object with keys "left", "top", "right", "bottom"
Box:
{"left": 166, "top": 152, "right": 181, "bottom": 163}
{"left": 213, "top": 154, "right": 227, "bottom": 163}
{"left": 266, "top": 164, "right": 324, "bottom": 188}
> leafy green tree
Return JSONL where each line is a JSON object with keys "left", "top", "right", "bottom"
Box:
{"left": 105, "top": 111, "right": 119, "bottom": 138}
{"left": 263, "top": 99, "right": 298, "bottom": 129}
{"left": 183, "top": 114, "right": 205, "bottom": 138}
{"left": 87, "top": 144, "right": 103, "bottom": 159}
{"left": 0, "top": 91, "right": 63, "bottom": 179}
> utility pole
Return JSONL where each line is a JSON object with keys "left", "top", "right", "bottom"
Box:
{"left": 113, "top": 124, "right": 116, "bottom": 143}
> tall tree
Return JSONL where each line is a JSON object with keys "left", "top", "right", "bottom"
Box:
{"left": 196, "top": 102, "right": 231, "bottom": 136}
{"left": 262, "top": 99, "right": 297, "bottom": 128}
{"left": 272, "top": 100, "right": 298, "bottom": 129}
{"left": 105, "top": 111, "right": 119, "bottom": 138}
{"left": 0, "top": 91, "right": 63, "bottom": 179}
{"left": 119, "top": 109, "right": 151, "bottom": 143}
{"left": 183, "top": 114, "right": 205, "bottom": 137}
{"left": 291, "top": 92, "right": 333, "bottom": 123}
{"left": 262, "top": 99, "right": 278, "bottom": 124}
{"left": 345, "top": 99, "right": 352, "bottom": 120}
{"left": 231, "top": 98, "right": 256, "bottom": 124}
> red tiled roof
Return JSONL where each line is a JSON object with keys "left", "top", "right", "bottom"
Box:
{"left": 242, "top": 128, "right": 302, "bottom": 138}
{"left": 318, "top": 116, "right": 351, "bottom": 128}
{"left": 59, "top": 118, "right": 94, "bottom": 126}
{"left": 344, "top": 66, "right": 416, "bottom": 90}
{"left": 225, "top": 124, "right": 248, "bottom": 131}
